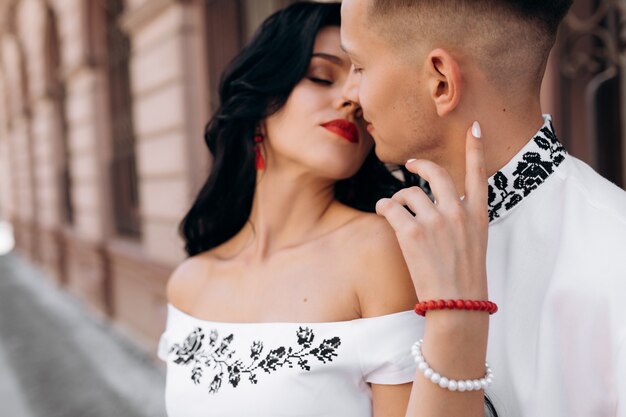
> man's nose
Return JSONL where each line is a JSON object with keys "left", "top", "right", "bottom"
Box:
{"left": 341, "top": 67, "right": 360, "bottom": 105}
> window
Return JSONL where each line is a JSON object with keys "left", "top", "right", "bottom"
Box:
{"left": 98, "top": 0, "right": 141, "bottom": 237}
{"left": 44, "top": 6, "right": 73, "bottom": 224}
{"left": 205, "top": 0, "right": 246, "bottom": 112}
{"left": 203, "top": 0, "right": 301, "bottom": 112}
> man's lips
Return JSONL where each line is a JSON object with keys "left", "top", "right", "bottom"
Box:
{"left": 321, "top": 120, "right": 360, "bottom": 144}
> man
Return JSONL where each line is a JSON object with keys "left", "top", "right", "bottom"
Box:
{"left": 340, "top": 1, "right": 626, "bottom": 416}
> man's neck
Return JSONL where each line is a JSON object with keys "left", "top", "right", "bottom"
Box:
{"left": 482, "top": 109, "right": 546, "bottom": 177}
{"left": 444, "top": 102, "right": 545, "bottom": 195}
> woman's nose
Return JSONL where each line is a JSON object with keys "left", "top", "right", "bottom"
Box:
{"left": 335, "top": 98, "right": 360, "bottom": 118}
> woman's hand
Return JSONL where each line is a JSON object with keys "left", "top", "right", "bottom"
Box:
{"left": 375, "top": 122, "right": 488, "bottom": 302}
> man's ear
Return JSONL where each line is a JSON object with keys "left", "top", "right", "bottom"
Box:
{"left": 424, "top": 48, "right": 462, "bottom": 117}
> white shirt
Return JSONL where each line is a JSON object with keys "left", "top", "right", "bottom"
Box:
{"left": 158, "top": 304, "right": 423, "bottom": 417}
{"left": 486, "top": 115, "right": 626, "bottom": 417}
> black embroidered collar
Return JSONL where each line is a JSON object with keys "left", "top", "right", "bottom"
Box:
{"left": 488, "top": 115, "right": 567, "bottom": 222}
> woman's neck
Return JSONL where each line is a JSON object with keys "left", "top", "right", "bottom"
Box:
{"left": 221, "top": 166, "right": 346, "bottom": 262}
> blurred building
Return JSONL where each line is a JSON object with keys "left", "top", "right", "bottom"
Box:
{"left": 0, "top": 0, "right": 624, "bottom": 356}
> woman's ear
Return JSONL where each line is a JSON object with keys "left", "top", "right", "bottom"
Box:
{"left": 259, "top": 121, "right": 268, "bottom": 138}
{"left": 424, "top": 48, "right": 462, "bottom": 117}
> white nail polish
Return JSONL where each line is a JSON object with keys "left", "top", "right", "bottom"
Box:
{"left": 406, "top": 158, "right": 416, "bottom": 164}
{"left": 472, "top": 121, "right": 482, "bottom": 138}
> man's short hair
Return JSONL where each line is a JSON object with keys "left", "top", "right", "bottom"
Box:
{"left": 368, "top": 0, "right": 574, "bottom": 89}
{"left": 371, "top": 0, "right": 573, "bottom": 37}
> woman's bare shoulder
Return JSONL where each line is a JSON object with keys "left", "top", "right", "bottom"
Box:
{"left": 165, "top": 252, "right": 216, "bottom": 310}
{"left": 344, "top": 211, "right": 403, "bottom": 253}
{"left": 343, "top": 212, "right": 418, "bottom": 317}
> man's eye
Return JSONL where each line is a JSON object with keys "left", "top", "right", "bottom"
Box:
{"left": 308, "top": 77, "right": 333, "bottom": 85}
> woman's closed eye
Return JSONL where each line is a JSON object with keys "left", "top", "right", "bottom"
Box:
{"left": 307, "top": 76, "right": 333, "bottom": 86}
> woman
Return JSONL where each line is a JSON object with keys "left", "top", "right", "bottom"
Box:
{"left": 159, "top": 3, "right": 495, "bottom": 417}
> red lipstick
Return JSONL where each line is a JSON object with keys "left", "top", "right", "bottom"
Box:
{"left": 321, "top": 119, "right": 360, "bottom": 144}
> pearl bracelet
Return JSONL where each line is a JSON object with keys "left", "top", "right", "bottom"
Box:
{"left": 411, "top": 339, "right": 493, "bottom": 392}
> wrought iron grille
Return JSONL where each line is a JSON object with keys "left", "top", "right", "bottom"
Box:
{"left": 556, "top": 0, "right": 626, "bottom": 187}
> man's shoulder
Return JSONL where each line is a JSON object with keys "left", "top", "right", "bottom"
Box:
{"left": 559, "top": 155, "right": 626, "bottom": 226}
{"left": 552, "top": 156, "right": 626, "bottom": 275}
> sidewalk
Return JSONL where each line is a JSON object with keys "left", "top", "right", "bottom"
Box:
{"left": 0, "top": 252, "right": 167, "bottom": 417}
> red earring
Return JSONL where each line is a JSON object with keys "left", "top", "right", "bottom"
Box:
{"left": 254, "top": 135, "right": 265, "bottom": 170}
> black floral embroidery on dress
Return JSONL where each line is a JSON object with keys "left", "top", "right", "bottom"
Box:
{"left": 488, "top": 117, "right": 566, "bottom": 222}
{"left": 166, "top": 326, "right": 341, "bottom": 394}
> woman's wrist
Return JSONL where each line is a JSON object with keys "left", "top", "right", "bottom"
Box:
{"left": 412, "top": 339, "right": 494, "bottom": 391}
{"left": 419, "top": 310, "right": 489, "bottom": 380}
{"left": 424, "top": 308, "right": 490, "bottom": 331}
{"left": 412, "top": 278, "right": 488, "bottom": 302}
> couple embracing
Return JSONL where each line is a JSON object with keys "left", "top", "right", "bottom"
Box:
{"left": 158, "top": 1, "right": 626, "bottom": 416}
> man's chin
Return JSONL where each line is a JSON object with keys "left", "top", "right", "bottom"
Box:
{"left": 373, "top": 144, "right": 407, "bottom": 166}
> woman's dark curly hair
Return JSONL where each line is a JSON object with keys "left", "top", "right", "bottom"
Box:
{"left": 179, "top": 1, "right": 418, "bottom": 257}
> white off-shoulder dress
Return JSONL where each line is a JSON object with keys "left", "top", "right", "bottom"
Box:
{"left": 158, "top": 304, "right": 424, "bottom": 417}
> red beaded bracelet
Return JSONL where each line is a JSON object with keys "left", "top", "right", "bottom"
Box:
{"left": 414, "top": 299, "right": 498, "bottom": 316}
